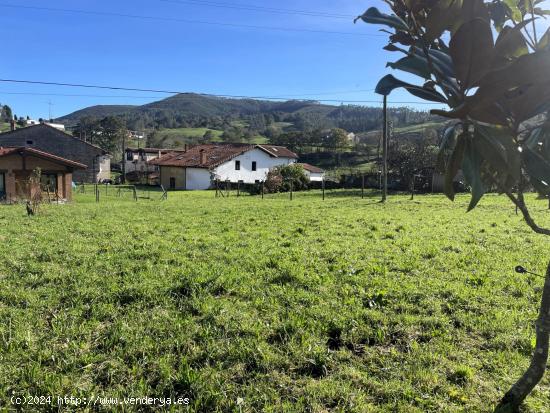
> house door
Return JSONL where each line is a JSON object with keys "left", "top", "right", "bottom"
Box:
{"left": 0, "top": 173, "right": 5, "bottom": 199}
{"left": 169, "top": 177, "right": 176, "bottom": 190}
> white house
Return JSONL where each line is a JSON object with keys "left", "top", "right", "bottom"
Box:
{"left": 150, "top": 143, "right": 298, "bottom": 190}
{"left": 25, "top": 120, "right": 65, "bottom": 131}
{"left": 297, "top": 163, "right": 325, "bottom": 182}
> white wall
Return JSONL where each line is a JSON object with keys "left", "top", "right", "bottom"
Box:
{"left": 307, "top": 171, "right": 324, "bottom": 182}
{"left": 186, "top": 168, "right": 212, "bottom": 190}
{"left": 97, "top": 156, "right": 111, "bottom": 181}
{"left": 213, "top": 148, "right": 295, "bottom": 184}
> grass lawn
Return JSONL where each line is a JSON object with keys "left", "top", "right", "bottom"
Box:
{"left": 0, "top": 191, "right": 548, "bottom": 412}
{"left": 151, "top": 127, "right": 267, "bottom": 148}
{"left": 393, "top": 121, "right": 448, "bottom": 134}
{"left": 152, "top": 128, "right": 224, "bottom": 147}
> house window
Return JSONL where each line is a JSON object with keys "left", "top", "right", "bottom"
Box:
{"left": 235, "top": 160, "right": 241, "bottom": 170}
{"left": 26, "top": 140, "right": 34, "bottom": 145}
{"left": 126, "top": 151, "right": 133, "bottom": 161}
{"left": 252, "top": 161, "right": 257, "bottom": 171}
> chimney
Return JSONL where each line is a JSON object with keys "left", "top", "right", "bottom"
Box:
{"left": 200, "top": 149, "right": 206, "bottom": 165}
{"left": 10, "top": 120, "right": 15, "bottom": 131}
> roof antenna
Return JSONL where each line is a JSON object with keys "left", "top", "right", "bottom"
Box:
{"left": 47, "top": 100, "right": 54, "bottom": 121}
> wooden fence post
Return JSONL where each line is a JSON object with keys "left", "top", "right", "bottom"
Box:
{"left": 361, "top": 174, "right": 365, "bottom": 199}
{"left": 290, "top": 180, "right": 293, "bottom": 201}
{"left": 322, "top": 178, "right": 325, "bottom": 201}
{"left": 261, "top": 181, "right": 264, "bottom": 199}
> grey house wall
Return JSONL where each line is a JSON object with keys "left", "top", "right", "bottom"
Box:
{"left": 0, "top": 124, "right": 110, "bottom": 183}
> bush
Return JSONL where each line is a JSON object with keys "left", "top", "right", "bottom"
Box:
{"left": 264, "top": 164, "right": 309, "bottom": 193}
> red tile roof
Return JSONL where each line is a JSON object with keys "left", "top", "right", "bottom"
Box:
{"left": 150, "top": 143, "right": 298, "bottom": 169}
{"left": 126, "top": 147, "right": 182, "bottom": 154}
{"left": 258, "top": 145, "right": 299, "bottom": 159}
{"left": 297, "top": 163, "right": 324, "bottom": 173}
{"left": 0, "top": 147, "right": 87, "bottom": 169}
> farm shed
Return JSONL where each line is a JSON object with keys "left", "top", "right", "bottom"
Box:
{"left": 150, "top": 143, "right": 298, "bottom": 190}
{"left": 297, "top": 163, "right": 325, "bottom": 182}
{"left": 0, "top": 147, "right": 86, "bottom": 202}
{"left": 0, "top": 123, "right": 110, "bottom": 183}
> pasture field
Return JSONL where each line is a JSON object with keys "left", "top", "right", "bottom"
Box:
{"left": 0, "top": 191, "right": 548, "bottom": 412}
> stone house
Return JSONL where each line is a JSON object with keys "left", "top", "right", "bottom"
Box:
{"left": 0, "top": 123, "right": 110, "bottom": 183}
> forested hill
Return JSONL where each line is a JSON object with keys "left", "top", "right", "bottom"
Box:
{"left": 57, "top": 93, "right": 439, "bottom": 135}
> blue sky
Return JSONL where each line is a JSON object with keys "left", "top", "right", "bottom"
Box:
{"left": 0, "top": 0, "right": 544, "bottom": 119}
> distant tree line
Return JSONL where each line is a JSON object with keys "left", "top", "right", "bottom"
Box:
{"left": 72, "top": 116, "right": 128, "bottom": 157}
{"left": 108, "top": 104, "right": 437, "bottom": 139}
{"left": 0, "top": 104, "right": 13, "bottom": 123}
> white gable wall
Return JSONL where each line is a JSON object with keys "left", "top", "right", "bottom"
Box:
{"left": 186, "top": 168, "right": 212, "bottom": 190}
{"left": 306, "top": 171, "right": 324, "bottom": 182}
{"left": 213, "top": 148, "right": 295, "bottom": 184}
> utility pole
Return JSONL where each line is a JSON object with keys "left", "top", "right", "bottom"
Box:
{"left": 121, "top": 131, "right": 126, "bottom": 184}
{"left": 382, "top": 95, "right": 388, "bottom": 203}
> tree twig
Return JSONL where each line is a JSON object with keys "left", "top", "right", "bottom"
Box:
{"left": 506, "top": 191, "right": 550, "bottom": 236}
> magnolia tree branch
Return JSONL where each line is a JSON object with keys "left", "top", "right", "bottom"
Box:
{"left": 506, "top": 192, "right": 550, "bottom": 236}
{"left": 495, "top": 261, "right": 550, "bottom": 412}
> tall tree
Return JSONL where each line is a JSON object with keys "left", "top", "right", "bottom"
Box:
{"left": 357, "top": 0, "right": 550, "bottom": 411}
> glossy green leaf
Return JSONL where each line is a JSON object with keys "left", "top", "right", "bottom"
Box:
{"left": 425, "top": 0, "right": 463, "bottom": 42}
{"left": 355, "top": 7, "right": 409, "bottom": 31}
{"left": 462, "top": 138, "right": 486, "bottom": 211}
{"left": 474, "top": 124, "right": 520, "bottom": 190}
{"left": 522, "top": 146, "right": 550, "bottom": 195}
{"left": 503, "top": 0, "right": 523, "bottom": 21}
{"left": 450, "top": 18, "right": 494, "bottom": 88}
{"left": 444, "top": 132, "right": 467, "bottom": 200}
{"left": 493, "top": 23, "right": 529, "bottom": 68}
{"left": 374, "top": 74, "right": 448, "bottom": 102}
{"left": 437, "top": 124, "right": 458, "bottom": 171}
{"left": 387, "top": 55, "right": 432, "bottom": 79}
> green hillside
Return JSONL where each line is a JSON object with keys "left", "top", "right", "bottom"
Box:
{"left": 56, "top": 93, "right": 440, "bottom": 139}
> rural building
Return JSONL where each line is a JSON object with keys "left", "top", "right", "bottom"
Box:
{"left": 151, "top": 143, "right": 298, "bottom": 190}
{"left": 297, "top": 163, "right": 325, "bottom": 182}
{"left": 25, "top": 120, "right": 66, "bottom": 131}
{"left": 0, "top": 123, "right": 110, "bottom": 183}
{"left": 0, "top": 147, "right": 86, "bottom": 202}
{"left": 125, "top": 148, "right": 171, "bottom": 174}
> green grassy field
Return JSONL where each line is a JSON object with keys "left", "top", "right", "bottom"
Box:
{"left": 393, "top": 121, "right": 448, "bottom": 134}
{"left": 0, "top": 191, "right": 548, "bottom": 412}
{"left": 151, "top": 127, "right": 267, "bottom": 148}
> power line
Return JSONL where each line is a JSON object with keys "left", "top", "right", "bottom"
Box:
{"left": 159, "top": 0, "right": 354, "bottom": 20}
{"left": 0, "top": 79, "right": 445, "bottom": 105}
{"left": 0, "top": 88, "right": 376, "bottom": 99}
{"left": 0, "top": 3, "right": 381, "bottom": 37}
